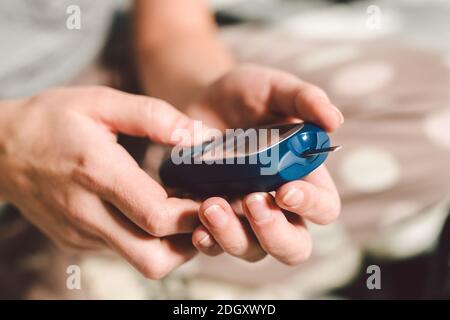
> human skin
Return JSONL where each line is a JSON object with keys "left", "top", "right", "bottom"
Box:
{"left": 134, "top": 1, "right": 344, "bottom": 265}
{"left": 0, "top": 87, "right": 206, "bottom": 279}
{"left": 0, "top": 1, "right": 344, "bottom": 281}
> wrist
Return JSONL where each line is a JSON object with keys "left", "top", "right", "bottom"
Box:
{"left": 136, "top": 35, "right": 234, "bottom": 107}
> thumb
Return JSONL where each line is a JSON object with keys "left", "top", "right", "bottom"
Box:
{"left": 91, "top": 88, "right": 206, "bottom": 146}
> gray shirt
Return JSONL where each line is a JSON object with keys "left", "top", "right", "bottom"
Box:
{"left": 0, "top": 0, "right": 125, "bottom": 99}
{"left": 0, "top": 0, "right": 125, "bottom": 213}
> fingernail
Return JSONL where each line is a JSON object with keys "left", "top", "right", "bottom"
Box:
{"left": 198, "top": 232, "right": 215, "bottom": 248}
{"left": 204, "top": 204, "right": 227, "bottom": 228}
{"left": 329, "top": 104, "right": 344, "bottom": 125}
{"left": 282, "top": 188, "right": 303, "bottom": 207}
{"left": 246, "top": 193, "right": 272, "bottom": 223}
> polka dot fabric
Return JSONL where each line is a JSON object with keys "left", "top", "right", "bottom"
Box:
{"left": 221, "top": 25, "right": 450, "bottom": 245}
{"left": 185, "top": 25, "right": 450, "bottom": 293}
{"left": 4, "top": 1, "right": 450, "bottom": 300}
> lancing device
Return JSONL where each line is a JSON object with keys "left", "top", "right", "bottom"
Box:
{"left": 159, "top": 123, "right": 340, "bottom": 196}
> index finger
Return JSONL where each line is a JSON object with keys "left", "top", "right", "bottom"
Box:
{"left": 73, "top": 143, "right": 201, "bottom": 237}
{"left": 80, "top": 86, "right": 207, "bottom": 146}
{"left": 94, "top": 201, "right": 197, "bottom": 279}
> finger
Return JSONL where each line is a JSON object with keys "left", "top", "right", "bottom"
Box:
{"left": 275, "top": 165, "right": 341, "bottom": 225}
{"left": 242, "top": 193, "right": 312, "bottom": 266}
{"left": 86, "top": 86, "right": 205, "bottom": 145}
{"left": 74, "top": 144, "right": 201, "bottom": 237}
{"left": 268, "top": 71, "right": 344, "bottom": 132}
{"left": 93, "top": 200, "right": 197, "bottom": 280}
{"left": 198, "top": 197, "right": 266, "bottom": 262}
{"left": 192, "top": 225, "right": 224, "bottom": 257}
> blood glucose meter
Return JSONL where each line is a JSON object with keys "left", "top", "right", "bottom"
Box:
{"left": 159, "top": 122, "right": 340, "bottom": 196}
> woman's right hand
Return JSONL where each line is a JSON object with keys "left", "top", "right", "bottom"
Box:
{"left": 0, "top": 86, "right": 202, "bottom": 279}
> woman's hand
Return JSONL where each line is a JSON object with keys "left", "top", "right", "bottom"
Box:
{"left": 0, "top": 86, "right": 203, "bottom": 279}
{"left": 185, "top": 64, "right": 344, "bottom": 131}
{"left": 185, "top": 64, "right": 343, "bottom": 265}
{"left": 192, "top": 167, "right": 340, "bottom": 265}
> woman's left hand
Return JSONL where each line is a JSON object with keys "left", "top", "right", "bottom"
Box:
{"left": 184, "top": 64, "right": 344, "bottom": 265}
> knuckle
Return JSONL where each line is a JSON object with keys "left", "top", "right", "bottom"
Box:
{"left": 143, "top": 210, "right": 169, "bottom": 237}
{"left": 240, "top": 88, "right": 268, "bottom": 114}
{"left": 68, "top": 205, "right": 100, "bottom": 232}
{"left": 224, "top": 242, "right": 249, "bottom": 257}
{"left": 68, "top": 207, "right": 88, "bottom": 226}
{"left": 138, "top": 252, "right": 170, "bottom": 280}
{"left": 283, "top": 239, "right": 313, "bottom": 266}
{"left": 304, "top": 83, "right": 327, "bottom": 97}
{"left": 299, "top": 84, "right": 328, "bottom": 105}
{"left": 65, "top": 195, "right": 90, "bottom": 224}
{"left": 71, "top": 150, "right": 102, "bottom": 189}
{"left": 140, "top": 265, "right": 169, "bottom": 280}
{"left": 284, "top": 247, "right": 312, "bottom": 266}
